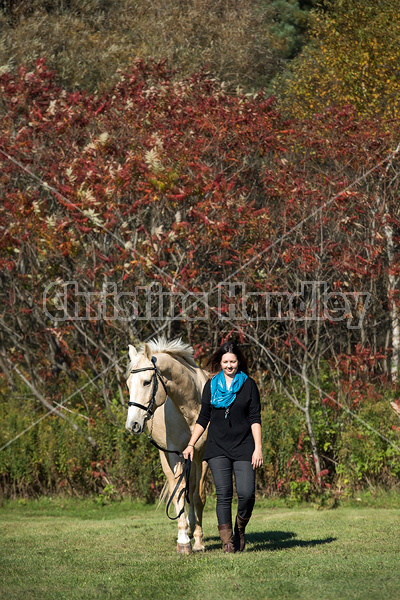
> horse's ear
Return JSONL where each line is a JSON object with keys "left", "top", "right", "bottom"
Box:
{"left": 128, "top": 344, "right": 138, "bottom": 362}
{"left": 143, "top": 343, "right": 152, "bottom": 360}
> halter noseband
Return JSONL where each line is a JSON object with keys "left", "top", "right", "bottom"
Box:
{"left": 127, "top": 356, "right": 168, "bottom": 418}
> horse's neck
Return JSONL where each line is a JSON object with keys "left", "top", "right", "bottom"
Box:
{"left": 157, "top": 353, "right": 205, "bottom": 427}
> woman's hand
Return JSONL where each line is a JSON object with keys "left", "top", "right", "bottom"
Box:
{"left": 182, "top": 424, "right": 204, "bottom": 461}
{"left": 252, "top": 447, "right": 263, "bottom": 470}
{"left": 182, "top": 445, "right": 194, "bottom": 461}
{"left": 251, "top": 423, "right": 263, "bottom": 470}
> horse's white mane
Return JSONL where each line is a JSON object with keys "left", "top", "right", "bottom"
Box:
{"left": 146, "top": 336, "right": 197, "bottom": 367}
{"left": 131, "top": 336, "right": 197, "bottom": 368}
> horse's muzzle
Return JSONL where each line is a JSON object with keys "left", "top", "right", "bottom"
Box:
{"left": 130, "top": 422, "right": 143, "bottom": 434}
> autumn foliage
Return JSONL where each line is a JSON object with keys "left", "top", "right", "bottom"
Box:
{"left": 277, "top": 0, "right": 400, "bottom": 119}
{"left": 1, "top": 58, "right": 400, "bottom": 498}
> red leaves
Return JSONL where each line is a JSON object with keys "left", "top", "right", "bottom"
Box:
{"left": 1, "top": 58, "right": 400, "bottom": 427}
{"left": 322, "top": 394, "right": 340, "bottom": 411}
{"left": 94, "top": 102, "right": 107, "bottom": 115}
{"left": 293, "top": 336, "right": 307, "bottom": 352}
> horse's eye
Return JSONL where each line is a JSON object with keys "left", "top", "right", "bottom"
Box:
{"left": 143, "top": 380, "right": 151, "bottom": 386}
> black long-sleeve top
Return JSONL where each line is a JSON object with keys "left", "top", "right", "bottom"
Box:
{"left": 196, "top": 376, "right": 262, "bottom": 462}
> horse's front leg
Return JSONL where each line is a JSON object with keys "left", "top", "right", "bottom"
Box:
{"left": 190, "top": 460, "right": 208, "bottom": 552}
{"left": 187, "top": 467, "right": 196, "bottom": 542}
{"left": 173, "top": 460, "right": 193, "bottom": 555}
{"left": 160, "top": 452, "right": 192, "bottom": 555}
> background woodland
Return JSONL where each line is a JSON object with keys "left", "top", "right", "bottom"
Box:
{"left": 1, "top": 0, "right": 400, "bottom": 502}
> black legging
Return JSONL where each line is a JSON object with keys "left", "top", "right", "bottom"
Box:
{"left": 208, "top": 455, "right": 255, "bottom": 525}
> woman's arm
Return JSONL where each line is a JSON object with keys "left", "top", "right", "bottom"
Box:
{"left": 251, "top": 423, "right": 263, "bottom": 470}
{"left": 182, "top": 423, "right": 205, "bottom": 461}
{"left": 182, "top": 380, "right": 211, "bottom": 460}
{"left": 248, "top": 379, "right": 263, "bottom": 469}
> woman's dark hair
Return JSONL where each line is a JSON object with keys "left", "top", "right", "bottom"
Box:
{"left": 205, "top": 340, "right": 248, "bottom": 375}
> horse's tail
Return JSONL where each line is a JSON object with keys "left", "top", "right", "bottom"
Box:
{"left": 156, "top": 480, "right": 170, "bottom": 510}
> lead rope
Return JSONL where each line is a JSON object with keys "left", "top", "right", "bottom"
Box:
{"left": 165, "top": 457, "right": 192, "bottom": 520}
{"left": 144, "top": 431, "right": 191, "bottom": 521}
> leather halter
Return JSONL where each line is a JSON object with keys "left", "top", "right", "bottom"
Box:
{"left": 127, "top": 356, "right": 168, "bottom": 418}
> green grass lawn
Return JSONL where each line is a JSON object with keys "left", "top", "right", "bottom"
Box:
{"left": 1, "top": 496, "right": 399, "bottom": 600}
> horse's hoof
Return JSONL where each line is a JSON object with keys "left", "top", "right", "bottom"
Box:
{"left": 176, "top": 542, "right": 192, "bottom": 555}
{"left": 192, "top": 545, "right": 205, "bottom": 553}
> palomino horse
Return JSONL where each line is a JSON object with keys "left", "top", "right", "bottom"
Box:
{"left": 125, "top": 337, "right": 209, "bottom": 554}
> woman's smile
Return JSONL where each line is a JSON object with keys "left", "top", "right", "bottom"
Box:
{"left": 220, "top": 352, "right": 239, "bottom": 378}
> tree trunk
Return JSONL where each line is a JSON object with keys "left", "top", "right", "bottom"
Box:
{"left": 302, "top": 358, "right": 322, "bottom": 485}
{"left": 384, "top": 219, "right": 399, "bottom": 383}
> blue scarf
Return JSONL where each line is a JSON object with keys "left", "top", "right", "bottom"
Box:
{"left": 210, "top": 370, "right": 248, "bottom": 417}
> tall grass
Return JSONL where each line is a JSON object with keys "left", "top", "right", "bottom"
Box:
{"left": 0, "top": 0, "right": 280, "bottom": 92}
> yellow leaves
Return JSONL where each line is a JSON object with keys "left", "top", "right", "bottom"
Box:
{"left": 276, "top": 0, "right": 400, "bottom": 122}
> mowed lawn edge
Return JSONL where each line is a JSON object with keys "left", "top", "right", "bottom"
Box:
{"left": 1, "top": 498, "right": 400, "bottom": 600}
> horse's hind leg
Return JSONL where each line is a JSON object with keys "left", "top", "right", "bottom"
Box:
{"left": 160, "top": 452, "right": 192, "bottom": 555}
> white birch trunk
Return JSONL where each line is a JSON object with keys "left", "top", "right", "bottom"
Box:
{"left": 384, "top": 221, "right": 399, "bottom": 383}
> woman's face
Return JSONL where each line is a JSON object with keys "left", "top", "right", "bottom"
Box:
{"left": 220, "top": 352, "right": 239, "bottom": 378}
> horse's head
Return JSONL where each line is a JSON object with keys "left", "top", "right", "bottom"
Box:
{"left": 125, "top": 343, "right": 168, "bottom": 434}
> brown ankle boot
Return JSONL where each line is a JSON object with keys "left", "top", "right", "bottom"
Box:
{"left": 234, "top": 514, "right": 250, "bottom": 552}
{"left": 218, "top": 523, "right": 234, "bottom": 553}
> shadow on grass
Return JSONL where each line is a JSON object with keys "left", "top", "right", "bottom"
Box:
{"left": 205, "top": 530, "right": 337, "bottom": 552}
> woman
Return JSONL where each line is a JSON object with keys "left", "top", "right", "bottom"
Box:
{"left": 183, "top": 340, "right": 263, "bottom": 553}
